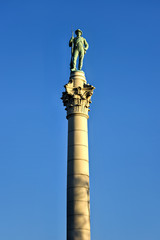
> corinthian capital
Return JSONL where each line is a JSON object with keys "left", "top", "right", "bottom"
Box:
{"left": 61, "top": 79, "right": 95, "bottom": 119}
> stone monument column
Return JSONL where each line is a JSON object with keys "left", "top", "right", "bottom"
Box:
{"left": 62, "top": 71, "right": 95, "bottom": 240}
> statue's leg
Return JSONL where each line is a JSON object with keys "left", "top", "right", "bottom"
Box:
{"left": 72, "top": 50, "right": 79, "bottom": 70}
{"left": 78, "top": 50, "right": 84, "bottom": 70}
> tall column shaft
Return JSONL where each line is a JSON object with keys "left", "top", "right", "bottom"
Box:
{"left": 62, "top": 71, "right": 95, "bottom": 240}
{"left": 67, "top": 114, "right": 90, "bottom": 240}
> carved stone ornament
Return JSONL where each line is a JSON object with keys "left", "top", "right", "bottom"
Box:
{"left": 61, "top": 79, "right": 95, "bottom": 118}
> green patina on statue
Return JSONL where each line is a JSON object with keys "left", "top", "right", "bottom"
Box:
{"left": 69, "top": 29, "right": 89, "bottom": 71}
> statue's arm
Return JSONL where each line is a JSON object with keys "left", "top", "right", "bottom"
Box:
{"left": 69, "top": 37, "right": 74, "bottom": 47}
{"left": 84, "top": 38, "right": 89, "bottom": 51}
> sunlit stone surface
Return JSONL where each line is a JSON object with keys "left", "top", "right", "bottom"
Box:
{"left": 62, "top": 71, "right": 95, "bottom": 240}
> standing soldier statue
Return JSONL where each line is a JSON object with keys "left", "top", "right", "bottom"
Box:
{"left": 69, "top": 29, "right": 89, "bottom": 71}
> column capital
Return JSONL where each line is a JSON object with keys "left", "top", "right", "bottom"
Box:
{"left": 61, "top": 72, "right": 95, "bottom": 119}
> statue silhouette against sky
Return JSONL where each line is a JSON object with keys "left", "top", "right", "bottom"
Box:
{"left": 69, "top": 29, "right": 89, "bottom": 71}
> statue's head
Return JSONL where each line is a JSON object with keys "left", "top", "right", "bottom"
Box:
{"left": 75, "top": 29, "right": 83, "bottom": 37}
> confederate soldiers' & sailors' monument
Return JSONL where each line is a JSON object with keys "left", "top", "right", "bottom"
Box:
{"left": 61, "top": 29, "right": 95, "bottom": 240}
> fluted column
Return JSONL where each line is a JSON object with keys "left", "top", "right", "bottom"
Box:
{"left": 62, "top": 71, "right": 95, "bottom": 240}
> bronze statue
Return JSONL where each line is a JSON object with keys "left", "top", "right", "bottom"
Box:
{"left": 69, "top": 29, "right": 89, "bottom": 71}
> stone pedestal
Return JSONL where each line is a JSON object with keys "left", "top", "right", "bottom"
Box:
{"left": 62, "top": 71, "right": 95, "bottom": 240}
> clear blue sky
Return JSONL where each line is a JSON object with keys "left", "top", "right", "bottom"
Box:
{"left": 0, "top": 0, "right": 160, "bottom": 239}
